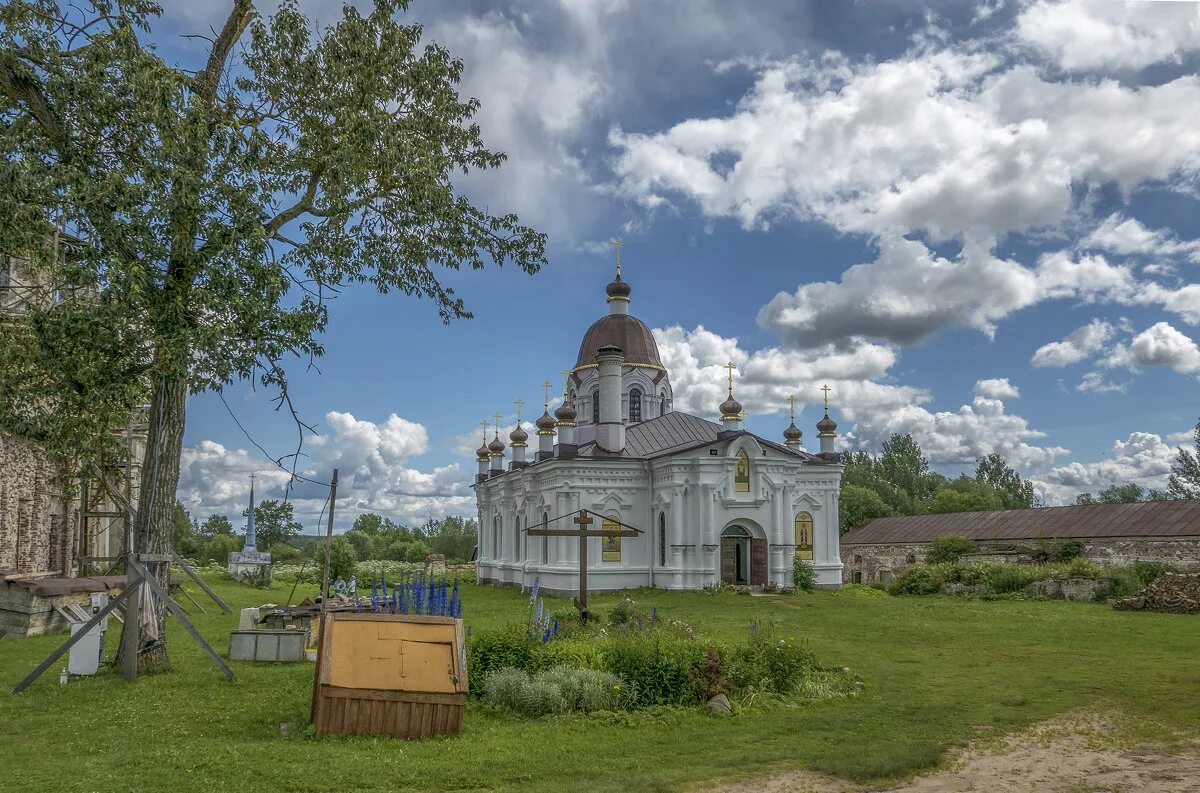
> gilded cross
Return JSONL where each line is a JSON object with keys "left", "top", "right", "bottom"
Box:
{"left": 561, "top": 368, "right": 571, "bottom": 397}
{"left": 480, "top": 420, "right": 488, "bottom": 444}
{"left": 515, "top": 399, "right": 524, "bottom": 423}
{"left": 738, "top": 409, "right": 748, "bottom": 429}
{"left": 541, "top": 381, "right": 552, "bottom": 408}
{"left": 610, "top": 238, "right": 624, "bottom": 277}
{"left": 820, "top": 384, "right": 831, "bottom": 411}
{"left": 492, "top": 412, "right": 502, "bottom": 437}
{"left": 724, "top": 361, "right": 737, "bottom": 395}
{"left": 788, "top": 395, "right": 797, "bottom": 421}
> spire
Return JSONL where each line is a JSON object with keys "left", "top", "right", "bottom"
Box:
{"left": 244, "top": 474, "right": 257, "bottom": 551}
{"left": 605, "top": 237, "right": 631, "bottom": 311}
{"left": 719, "top": 361, "right": 743, "bottom": 429}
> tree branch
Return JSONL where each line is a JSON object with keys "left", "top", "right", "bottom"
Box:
{"left": 193, "top": 0, "right": 254, "bottom": 108}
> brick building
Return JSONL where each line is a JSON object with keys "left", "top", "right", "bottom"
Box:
{"left": 841, "top": 499, "right": 1200, "bottom": 584}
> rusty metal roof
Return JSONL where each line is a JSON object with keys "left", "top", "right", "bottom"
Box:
{"left": 842, "top": 499, "right": 1200, "bottom": 545}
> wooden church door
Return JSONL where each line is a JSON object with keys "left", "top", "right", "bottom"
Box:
{"left": 750, "top": 538, "right": 768, "bottom": 586}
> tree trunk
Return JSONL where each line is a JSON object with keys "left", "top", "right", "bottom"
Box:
{"left": 115, "top": 366, "right": 188, "bottom": 674}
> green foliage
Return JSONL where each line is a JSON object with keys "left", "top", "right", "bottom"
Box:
{"left": 793, "top": 559, "right": 816, "bottom": 591}
{"left": 922, "top": 477, "right": 1004, "bottom": 514}
{"left": 598, "top": 632, "right": 707, "bottom": 707}
{"left": 974, "top": 452, "right": 1036, "bottom": 509}
{"left": 880, "top": 434, "right": 935, "bottom": 502}
{"left": 838, "top": 484, "right": 895, "bottom": 533}
{"left": 727, "top": 623, "right": 813, "bottom": 694}
{"left": 482, "top": 666, "right": 623, "bottom": 717}
{"left": 420, "top": 516, "right": 478, "bottom": 563}
{"left": 466, "top": 625, "right": 538, "bottom": 696}
{"left": 327, "top": 536, "right": 357, "bottom": 581}
{"left": 1101, "top": 561, "right": 1171, "bottom": 600}
{"left": 688, "top": 649, "right": 731, "bottom": 699}
{"left": 1168, "top": 420, "right": 1200, "bottom": 499}
{"left": 248, "top": 499, "right": 303, "bottom": 551}
{"left": 1076, "top": 483, "right": 1154, "bottom": 505}
{"left": 925, "top": 534, "right": 976, "bottom": 564}
{"left": 202, "top": 533, "right": 239, "bottom": 564}
{"left": 1028, "top": 539, "right": 1083, "bottom": 563}
{"left": 199, "top": 515, "right": 234, "bottom": 538}
{"left": 887, "top": 558, "right": 1165, "bottom": 599}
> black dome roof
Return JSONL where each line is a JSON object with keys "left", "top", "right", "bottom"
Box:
{"left": 575, "top": 314, "right": 663, "bottom": 370}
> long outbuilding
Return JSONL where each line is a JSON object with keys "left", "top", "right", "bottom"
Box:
{"left": 840, "top": 499, "right": 1200, "bottom": 584}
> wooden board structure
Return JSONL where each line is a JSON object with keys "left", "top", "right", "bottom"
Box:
{"left": 312, "top": 612, "right": 467, "bottom": 739}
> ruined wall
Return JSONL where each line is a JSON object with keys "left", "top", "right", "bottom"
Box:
{"left": 0, "top": 431, "right": 77, "bottom": 575}
{"left": 841, "top": 536, "right": 1200, "bottom": 583}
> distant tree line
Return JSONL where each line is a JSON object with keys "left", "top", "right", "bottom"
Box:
{"left": 837, "top": 421, "right": 1200, "bottom": 534}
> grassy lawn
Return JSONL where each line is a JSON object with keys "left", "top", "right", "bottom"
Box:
{"left": 2, "top": 576, "right": 1198, "bottom": 792}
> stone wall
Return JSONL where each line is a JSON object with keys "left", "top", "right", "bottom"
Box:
{"left": 0, "top": 431, "right": 76, "bottom": 575}
{"left": 842, "top": 535, "right": 1200, "bottom": 583}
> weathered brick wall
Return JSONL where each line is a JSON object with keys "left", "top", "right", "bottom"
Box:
{"left": 0, "top": 431, "right": 76, "bottom": 574}
{"left": 841, "top": 535, "right": 1200, "bottom": 583}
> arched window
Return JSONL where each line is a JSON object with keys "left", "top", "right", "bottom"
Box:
{"left": 602, "top": 515, "right": 621, "bottom": 562}
{"left": 592, "top": 390, "right": 601, "bottom": 423}
{"left": 515, "top": 515, "right": 521, "bottom": 562}
{"left": 660, "top": 392, "right": 667, "bottom": 416}
{"left": 854, "top": 554, "right": 863, "bottom": 564}
{"left": 542, "top": 511, "right": 549, "bottom": 561}
{"left": 906, "top": 553, "right": 916, "bottom": 565}
{"left": 734, "top": 449, "right": 750, "bottom": 492}
{"left": 629, "top": 388, "right": 642, "bottom": 423}
{"left": 795, "top": 512, "right": 814, "bottom": 561}
{"left": 492, "top": 516, "right": 500, "bottom": 560}
{"left": 658, "top": 512, "right": 666, "bottom": 566}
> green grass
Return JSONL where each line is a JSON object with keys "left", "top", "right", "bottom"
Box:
{"left": 1, "top": 576, "right": 1198, "bottom": 792}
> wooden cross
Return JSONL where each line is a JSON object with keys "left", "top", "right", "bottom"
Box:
{"left": 526, "top": 509, "right": 640, "bottom": 622}
{"left": 820, "top": 384, "right": 831, "bottom": 411}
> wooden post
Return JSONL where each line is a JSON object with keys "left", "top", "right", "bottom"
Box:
{"left": 573, "top": 510, "right": 592, "bottom": 622}
{"left": 312, "top": 469, "right": 339, "bottom": 721}
{"left": 122, "top": 556, "right": 139, "bottom": 680}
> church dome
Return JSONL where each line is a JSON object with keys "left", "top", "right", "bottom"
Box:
{"left": 535, "top": 411, "right": 556, "bottom": 432}
{"left": 476, "top": 442, "right": 491, "bottom": 460}
{"left": 605, "top": 275, "right": 632, "bottom": 300}
{"left": 574, "top": 314, "right": 663, "bottom": 370}
{"left": 816, "top": 411, "right": 837, "bottom": 436}
{"left": 488, "top": 435, "right": 506, "bottom": 455}
{"left": 719, "top": 395, "right": 743, "bottom": 419}
{"left": 509, "top": 424, "right": 528, "bottom": 445}
{"left": 784, "top": 422, "right": 802, "bottom": 442}
{"left": 554, "top": 401, "right": 577, "bottom": 422}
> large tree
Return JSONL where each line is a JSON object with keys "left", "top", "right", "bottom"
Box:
{"left": 974, "top": 452, "right": 1036, "bottom": 510}
{"left": 0, "top": 1, "right": 544, "bottom": 672}
{"left": 246, "top": 498, "right": 302, "bottom": 551}
{"left": 1168, "top": 420, "right": 1200, "bottom": 500}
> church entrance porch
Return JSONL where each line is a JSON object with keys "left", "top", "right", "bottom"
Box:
{"left": 720, "top": 524, "right": 767, "bottom": 587}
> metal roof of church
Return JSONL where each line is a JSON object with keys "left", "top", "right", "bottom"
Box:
{"left": 842, "top": 499, "right": 1200, "bottom": 545}
{"left": 573, "top": 313, "right": 665, "bottom": 371}
{"left": 575, "top": 411, "right": 834, "bottom": 462}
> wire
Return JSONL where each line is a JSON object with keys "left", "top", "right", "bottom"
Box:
{"left": 217, "top": 389, "right": 332, "bottom": 488}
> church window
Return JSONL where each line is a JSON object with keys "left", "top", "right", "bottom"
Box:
{"left": 795, "top": 512, "right": 814, "bottom": 561}
{"left": 602, "top": 515, "right": 621, "bottom": 562}
{"left": 542, "top": 512, "right": 549, "bottom": 561}
{"left": 515, "top": 516, "right": 522, "bottom": 561}
{"left": 629, "top": 388, "right": 642, "bottom": 423}
{"left": 658, "top": 512, "right": 666, "bottom": 566}
{"left": 493, "top": 516, "right": 500, "bottom": 559}
{"left": 592, "top": 390, "right": 601, "bottom": 423}
{"left": 660, "top": 392, "right": 667, "bottom": 416}
{"left": 734, "top": 449, "right": 750, "bottom": 492}
{"left": 852, "top": 571, "right": 862, "bottom": 584}
{"left": 854, "top": 554, "right": 863, "bottom": 564}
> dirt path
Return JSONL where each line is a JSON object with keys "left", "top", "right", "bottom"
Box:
{"left": 700, "top": 716, "right": 1200, "bottom": 793}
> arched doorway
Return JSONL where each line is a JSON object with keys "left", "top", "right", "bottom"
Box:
{"left": 720, "top": 524, "right": 767, "bottom": 586}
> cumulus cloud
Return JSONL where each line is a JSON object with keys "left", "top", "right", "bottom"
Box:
{"left": 1082, "top": 213, "right": 1200, "bottom": 263}
{"left": 1076, "top": 371, "right": 1126, "bottom": 394}
{"left": 178, "top": 411, "right": 475, "bottom": 530}
{"left": 1031, "top": 319, "right": 1115, "bottom": 368}
{"left": 974, "top": 378, "right": 1020, "bottom": 400}
{"left": 1033, "top": 431, "right": 1177, "bottom": 504}
{"left": 1016, "top": 0, "right": 1200, "bottom": 71}
{"left": 1107, "top": 321, "right": 1200, "bottom": 374}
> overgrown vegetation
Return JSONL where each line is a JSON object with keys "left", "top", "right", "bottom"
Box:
{"left": 793, "top": 559, "right": 816, "bottom": 591}
{"left": 887, "top": 559, "right": 1172, "bottom": 600}
{"left": 925, "top": 534, "right": 976, "bottom": 564}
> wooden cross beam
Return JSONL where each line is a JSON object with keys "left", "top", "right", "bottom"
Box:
{"left": 524, "top": 509, "right": 642, "bottom": 622}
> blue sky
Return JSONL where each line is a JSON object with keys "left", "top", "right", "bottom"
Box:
{"left": 166, "top": 0, "right": 1200, "bottom": 531}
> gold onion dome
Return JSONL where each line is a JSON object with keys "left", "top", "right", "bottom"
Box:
{"left": 719, "top": 395, "right": 743, "bottom": 420}
{"left": 816, "top": 412, "right": 837, "bottom": 436}
{"left": 476, "top": 442, "right": 491, "bottom": 460}
{"left": 487, "top": 435, "right": 506, "bottom": 455}
{"left": 784, "top": 422, "right": 803, "bottom": 442}
{"left": 535, "top": 411, "right": 556, "bottom": 432}
{"left": 509, "top": 424, "right": 528, "bottom": 445}
{"left": 554, "top": 401, "right": 577, "bottom": 422}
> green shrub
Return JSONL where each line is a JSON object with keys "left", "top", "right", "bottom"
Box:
{"left": 1101, "top": 561, "right": 1170, "bottom": 600}
{"left": 727, "top": 627, "right": 812, "bottom": 694}
{"left": 888, "top": 565, "right": 946, "bottom": 595}
{"left": 599, "top": 632, "right": 707, "bottom": 707}
{"left": 467, "top": 625, "right": 537, "bottom": 695}
{"left": 327, "top": 536, "right": 357, "bottom": 581}
{"left": 793, "top": 559, "right": 816, "bottom": 591}
{"left": 482, "top": 666, "right": 622, "bottom": 716}
{"left": 926, "top": 534, "right": 976, "bottom": 564}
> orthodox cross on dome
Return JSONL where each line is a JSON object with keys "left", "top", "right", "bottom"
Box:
{"left": 788, "top": 394, "right": 797, "bottom": 421}
{"left": 515, "top": 398, "right": 524, "bottom": 424}
{"left": 737, "top": 409, "right": 748, "bottom": 429}
{"left": 561, "top": 367, "right": 571, "bottom": 397}
{"left": 821, "top": 384, "right": 832, "bottom": 411}
{"left": 492, "top": 412, "right": 502, "bottom": 438}
{"left": 610, "top": 237, "right": 624, "bottom": 277}
{"left": 480, "top": 419, "right": 488, "bottom": 444}
{"left": 724, "top": 361, "right": 737, "bottom": 396}
{"left": 541, "top": 381, "right": 552, "bottom": 409}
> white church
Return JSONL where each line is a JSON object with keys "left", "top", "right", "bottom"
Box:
{"left": 473, "top": 259, "right": 844, "bottom": 593}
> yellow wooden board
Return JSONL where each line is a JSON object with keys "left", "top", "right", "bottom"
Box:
{"left": 322, "top": 615, "right": 464, "bottom": 694}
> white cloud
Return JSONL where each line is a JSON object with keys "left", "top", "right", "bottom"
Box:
{"left": 1115, "top": 321, "right": 1200, "bottom": 374}
{"left": 1033, "top": 431, "right": 1177, "bottom": 504}
{"left": 1016, "top": 0, "right": 1200, "bottom": 71}
{"left": 974, "top": 378, "right": 1020, "bottom": 399}
{"left": 1031, "top": 319, "right": 1115, "bottom": 367}
{"left": 1076, "top": 371, "right": 1126, "bottom": 394}
{"left": 1082, "top": 213, "right": 1200, "bottom": 263}
{"left": 178, "top": 411, "right": 475, "bottom": 530}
